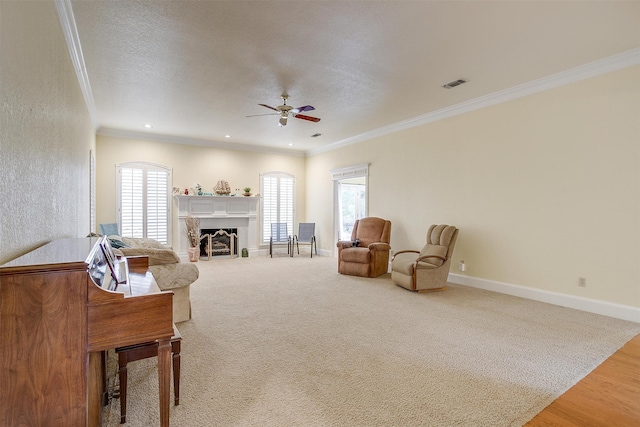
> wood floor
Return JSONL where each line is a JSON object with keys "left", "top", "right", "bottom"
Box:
{"left": 525, "top": 333, "right": 640, "bottom": 426}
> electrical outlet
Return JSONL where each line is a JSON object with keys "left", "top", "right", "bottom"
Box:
{"left": 578, "top": 277, "right": 586, "bottom": 287}
{"left": 459, "top": 260, "right": 466, "bottom": 272}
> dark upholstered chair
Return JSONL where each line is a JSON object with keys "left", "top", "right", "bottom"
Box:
{"left": 336, "top": 217, "right": 391, "bottom": 278}
{"left": 391, "top": 224, "right": 458, "bottom": 292}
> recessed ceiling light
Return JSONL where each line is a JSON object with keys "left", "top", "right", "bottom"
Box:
{"left": 144, "top": 124, "right": 152, "bottom": 128}
{"left": 288, "top": 143, "right": 293, "bottom": 146}
{"left": 225, "top": 135, "right": 231, "bottom": 138}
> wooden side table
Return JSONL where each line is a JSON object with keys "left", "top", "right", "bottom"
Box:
{"left": 115, "top": 325, "right": 182, "bottom": 424}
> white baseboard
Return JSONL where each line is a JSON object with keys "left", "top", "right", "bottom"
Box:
{"left": 448, "top": 273, "right": 640, "bottom": 323}
{"left": 318, "top": 249, "right": 333, "bottom": 258}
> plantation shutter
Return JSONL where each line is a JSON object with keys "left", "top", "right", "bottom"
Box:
{"left": 120, "top": 167, "right": 144, "bottom": 238}
{"left": 146, "top": 170, "right": 169, "bottom": 242}
{"left": 117, "top": 162, "right": 172, "bottom": 245}
{"left": 260, "top": 172, "right": 295, "bottom": 243}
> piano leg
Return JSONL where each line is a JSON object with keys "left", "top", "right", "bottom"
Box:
{"left": 157, "top": 338, "right": 172, "bottom": 427}
{"left": 101, "top": 351, "right": 109, "bottom": 407}
{"left": 88, "top": 351, "right": 104, "bottom": 426}
{"left": 172, "top": 339, "right": 181, "bottom": 406}
{"left": 118, "top": 355, "right": 128, "bottom": 424}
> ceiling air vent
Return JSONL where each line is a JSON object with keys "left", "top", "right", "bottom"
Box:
{"left": 311, "top": 133, "right": 322, "bottom": 138}
{"left": 442, "top": 79, "right": 466, "bottom": 89}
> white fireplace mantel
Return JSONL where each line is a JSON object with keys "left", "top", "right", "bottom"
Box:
{"left": 175, "top": 195, "right": 260, "bottom": 257}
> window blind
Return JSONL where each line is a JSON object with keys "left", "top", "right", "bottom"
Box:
{"left": 260, "top": 172, "right": 295, "bottom": 243}
{"left": 117, "top": 163, "right": 171, "bottom": 245}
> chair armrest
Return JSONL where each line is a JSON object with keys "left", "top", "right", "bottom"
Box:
{"left": 391, "top": 249, "right": 419, "bottom": 262}
{"left": 368, "top": 242, "right": 391, "bottom": 252}
{"left": 415, "top": 254, "right": 447, "bottom": 268}
{"left": 336, "top": 240, "right": 353, "bottom": 249}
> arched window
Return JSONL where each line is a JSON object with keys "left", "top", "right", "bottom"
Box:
{"left": 260, "top": 171, "right": 295, "bottom": 244}
{"left": 116, "top": 162, "right": 172, "bottom": 245}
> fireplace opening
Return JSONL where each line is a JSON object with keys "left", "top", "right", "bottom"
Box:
{"left": 200, "top": 228, "right": 238, "bottom": 258}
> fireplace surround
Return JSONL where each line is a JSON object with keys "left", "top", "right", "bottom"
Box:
{"left": 175, "top": 195, "right": 260, "bottom": 258}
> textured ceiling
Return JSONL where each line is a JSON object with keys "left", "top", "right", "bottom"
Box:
{"left": 70, "top": 0, "right": 640, "bottom": 154}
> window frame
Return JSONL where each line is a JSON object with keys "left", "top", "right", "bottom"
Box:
{"left": 260, "top": 171, "right": 296, "bottom": 245}
{"left": 115, "top": 161, "right": 172, "bottom": 246}
{"left": 331, "top": 164, "right": 369, "bottom": 253}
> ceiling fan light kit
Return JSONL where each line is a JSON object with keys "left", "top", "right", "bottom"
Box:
{"left": 247, "top": 95, "right": 321, "bottom": 126}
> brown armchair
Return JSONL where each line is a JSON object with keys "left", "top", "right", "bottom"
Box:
{"left": 391, "top": 224, "right": 458, "bottom": 292}
{"left": 337, "top": 217, "right": 392, "bottom": 278}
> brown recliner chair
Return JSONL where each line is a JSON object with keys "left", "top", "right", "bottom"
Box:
{"left": 337, "top": 217, "right": 392, "bottom": 278}
{"left": 391, "top": 224, "right": 458, "bottom": 292}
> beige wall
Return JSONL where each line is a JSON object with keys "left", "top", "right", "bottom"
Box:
{"left": 307, "top": 66, "right": 640, "bottom": 308}
{"left": 0, "top": 0, "right": 94, "bottom": 264}
{"left": 3, "top": 0, "right": 635, "bottom": 312}
{"left": 96, "top": 136, "right": 306, "bottom": 248}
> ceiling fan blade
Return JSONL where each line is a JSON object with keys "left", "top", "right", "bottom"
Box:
{"left": 279, "top": 116, "right": 288, "bottom": 126}
{"left": 292, "top": 105, "right": 315, "bottom": 114}
{"left": 294, "top": 114, "right": 321, "bottom": 123}
{"left": 258, "top": 103, "right": 278, "bottom": 111}
{"left": 246, "top": 113, "right": 279, "bottom": 117}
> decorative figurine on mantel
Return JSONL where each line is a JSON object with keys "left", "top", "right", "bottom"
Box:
{"left": 214, "top": 180, "right": 231, "bottom": 195}
{"left": 195, "top": 183, "right": 203, "bottom": 195}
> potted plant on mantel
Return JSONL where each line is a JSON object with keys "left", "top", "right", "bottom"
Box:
{"left": 243, "top": 187, "right": 252, "bottom": 196}
{"left": 185, "top": 215, "right": 200, "bottom": 262}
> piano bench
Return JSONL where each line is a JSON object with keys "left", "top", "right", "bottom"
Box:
{"left": 115, "top": 325, "right": 182, "bottom": 424}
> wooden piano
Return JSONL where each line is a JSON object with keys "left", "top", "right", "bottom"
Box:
{"left": 0, "top": 237, "right": 174, "bottom": 426}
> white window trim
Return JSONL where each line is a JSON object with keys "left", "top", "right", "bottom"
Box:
{"left": 260, "top": 171, "right": 296, "bottom": 245}
{"left": 115, "top": 161, "right": 172, "bottom": 246}
{"left": 331, "top": 164, "right": 369, "bottom": 253}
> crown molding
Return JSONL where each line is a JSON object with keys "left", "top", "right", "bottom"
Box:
{"left": 308, "top": 48, "right": 640, "bottom": 157}
{"left": 56, "top": 0, "right": 638, "bottom": 159}
{"left": 97, "top": 127, "right": 305, "bottom": 157}
{"left": 55, "top": 0, "right": 98, "bottom": 130}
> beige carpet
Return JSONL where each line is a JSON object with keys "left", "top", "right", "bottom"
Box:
{"left": 103, "top": 254, "right": 640, "bottom": 426}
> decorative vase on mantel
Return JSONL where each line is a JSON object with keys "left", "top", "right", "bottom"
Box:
{"left": 187, "top": 247, "right": 199, "bottom": 262}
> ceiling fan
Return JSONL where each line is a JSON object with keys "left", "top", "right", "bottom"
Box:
{"left": 246, "top": 95, "right": 321, "bottom": 127}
